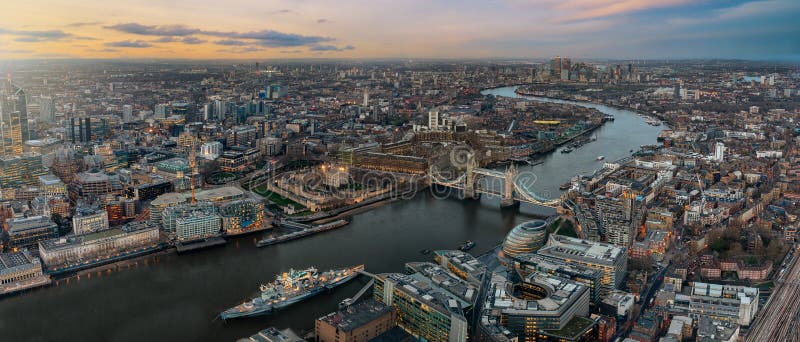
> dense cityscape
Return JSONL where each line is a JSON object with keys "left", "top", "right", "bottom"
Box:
{"left": 0, "top": 56, "right": 798, "bottom": 342}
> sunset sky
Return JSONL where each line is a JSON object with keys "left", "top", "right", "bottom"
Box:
{"left": 0, "top": 0, "right": 798, "bottom": 60}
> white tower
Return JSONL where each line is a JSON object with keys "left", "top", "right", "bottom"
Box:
{"left": 428, "top": 109, "right": 439, "bottom": 130}
{"left": 362, "top": 89, "right": 369, "bottom": 107}
{"left": 714, "top": 142, "right": 725, "bottom": 162}
{"left": 122, "top": 104, "right": 133, "bottom": 123}
{"left": 214, "top": 100, "right": 226, "bottom": 121}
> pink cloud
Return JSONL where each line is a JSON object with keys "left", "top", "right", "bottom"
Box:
{"left": 509, "top": 0, "right": 693, "bottom": 21}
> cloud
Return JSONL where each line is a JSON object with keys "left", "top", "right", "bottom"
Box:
{"left": 214, "top": 39, "right": 249, "bottom": 46}
{"left": 317, "top": 19, "right": 330, "bottom": 24}
{"left": 105, "top": 23, "right": 202, "bottom": 36}
{"left": 0, "top": 28, "right": 72, "bottom": 42}
{"left": 667, "top": 0, "right": 800, "bottom": 27}
{"left": 0, "top": 48, "right": 33, "bottom": 54}
{"left": 15, "top": 37, "right": 50, "bottom": 42}
{"left": 309, "top": 44, "right": 355, "bottom": 52}
{"left": 230, "top": 30, "right": 333, "bottom": 47}
{"left": 155, "top": 36, "right": 206, "bottom": 44}
{"left": 33, "top": 52, "right": 75, "bottom": 58}
{"left": 509, "top": 0, "right": 693, "bottom": 22}
{"left": 105, "top": 40, "right": 153, "bottom": 48}
{"left": 716, "top": 0, "right": 800, "bottom": 20}
{"left": 216, "top": 46, "right": 264, "bottom": 53}
{"left": 280, "top": 50, "right": 302, "bottom": 54}
{"left": 240, "top": 46, "right": 263, "bottom": 52}
{"left": 181, "top": 37, "right": 206, "bottom": 44}
{"left": 105, "top": 22, "right": 334, "bottom": 48}
{"left": 268, "top": 9, "right": 295, "bottom": 15}
{"left": 67, "top": 22, "right": 101, "bottom": 27}
{"left": 153, "top": 36, "right": 177, "bottom": 42}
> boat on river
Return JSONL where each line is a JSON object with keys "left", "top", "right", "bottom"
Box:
{"left": 220, "top": 264, "right": 364, "bottom": 320}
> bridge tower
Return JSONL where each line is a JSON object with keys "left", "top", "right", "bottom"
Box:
{"left": 501, "top": 164, "right": 520, "bottom": 207}
{"left": 463, "top": 153, "right": 477, "bottom": 199}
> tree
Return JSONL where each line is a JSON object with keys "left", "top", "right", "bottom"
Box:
{"left": 629, "top": 255, "right": 655, "bottom": 273}
{"left": 724, "top": 242, "right": 745, "bottom": 259}
{"left": 766, "top": 239, "right": 786, "bottom": 262}
{"left": 51, "top": 213, "right": 63, "bottom": 225}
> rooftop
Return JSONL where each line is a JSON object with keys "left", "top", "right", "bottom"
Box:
{"left": 317, "top": 299, "right": 393, "bottom": 332}
{"left": 541, "top": 316, "right": 596, "bottom": 339}
{"left": 39, "top": 221, "right": 159, "bottom": 250}
{"left": 38, "top": 174, "right": 64, "bottom": 185}
{"left": 488, "top": 270, "right": 588, "bottom": 316}
{"left": 76, "top": 170, "right": 111, "bottom": 183}
{"left": 0, "top": 249, "right": 38, "bottom": 273}
{"left": 379, "top": 271, "right": 471, "bottom": 317}
{"left": 6, "top": 216, "right": 57, "bottom": 233}
{"left": 237, "top": 328, "right": 303, "bottom": 342}
{"left": 538, "top": 235, "right": 624, "bottom": 265}
{"left": 150, "top": 192, "right": 188, "bottom": 206}
{"left": 368, "top": 326, "right": 413, "bottom": 342}
{"left": 405, "top": 262, "right": 479, "bottom": 305}
{"left": 697, "top": 316, "right": 739, "bottom": 341}
{"left": 194, "top": 186, "right": 245, "bottom": 202}
{"left": 434, "top": 249, "right": 487, "bottom": 280}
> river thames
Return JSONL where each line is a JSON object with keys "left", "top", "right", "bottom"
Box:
{"left": 0, "top": 86, "right": 663, "bottom": 341}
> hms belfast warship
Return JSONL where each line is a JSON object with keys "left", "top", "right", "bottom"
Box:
{"left": 220, "top": 264, "right": 364, "bottom": 320}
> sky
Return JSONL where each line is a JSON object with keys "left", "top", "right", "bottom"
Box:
{"left": 0, "top": 0, "right": 798, "bottom": 60}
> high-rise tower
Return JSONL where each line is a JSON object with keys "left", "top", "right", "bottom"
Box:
{"left": 0, "top": 81, "right": 29, "bottom": 156}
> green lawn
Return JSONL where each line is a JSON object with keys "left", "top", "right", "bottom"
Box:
{"left": 547, "top": 218, "right": 578, "bottom": 238}
{"left": 208, "top": 172, "right": 237, "bottom": 184}
{"left": 253, "top": 185, "right": 306, "bottom": 210}
{"left": 556, "top": 220, "right": 579, "bottom": 238}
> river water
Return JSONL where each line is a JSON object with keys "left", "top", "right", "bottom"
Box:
{"left": 0, "top": 86, "right": 662, "bottom": 341}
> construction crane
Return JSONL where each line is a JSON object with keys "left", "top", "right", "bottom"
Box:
{"left": 189, "top": 138, "right": 197, "bottom": 203}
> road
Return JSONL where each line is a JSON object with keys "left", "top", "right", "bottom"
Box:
{"left": 746, "top": 245, "right": 800, "bottom": 342}
{"left": 612, "top": 262, "right": 669, "bottom": 341}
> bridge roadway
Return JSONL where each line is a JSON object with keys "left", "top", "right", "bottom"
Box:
{"left": 429, "top": 165, "right": 560, "bottom": 208}
{"left": 746, "top": 245, "right": 800, "bottom": 342}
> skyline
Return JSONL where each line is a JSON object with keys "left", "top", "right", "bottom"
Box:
{"left": 1, "top": 0, "right": 799, "bottom": 61}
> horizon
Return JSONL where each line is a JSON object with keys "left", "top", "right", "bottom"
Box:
{"left": 1, "top": 0, "right": 799, "bottom": 61}
{"left": 2, "top": 57, "right": 800, "bottom": 65}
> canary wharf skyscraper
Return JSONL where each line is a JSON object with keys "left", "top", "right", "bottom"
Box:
{"left": 0, "top": 81, "right": 30, "bottom": 156}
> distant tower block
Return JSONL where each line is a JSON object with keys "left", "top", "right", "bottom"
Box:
{"left": 428, "top": 109, "right": 439, "bottom": 130}
{"left": 714, "top": 142, "right": 725, "bottom": 162}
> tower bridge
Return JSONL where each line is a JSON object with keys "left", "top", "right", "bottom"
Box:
{"left": 428, "top": 154, "right": 561, "bottom": 208}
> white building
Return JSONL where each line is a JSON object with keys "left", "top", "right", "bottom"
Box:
{"left": 155, "top": 104, "right": 168, "bottom": 119}
{"left": 536, "top": 235, "right": 627, "bottom": 297}
{"left": 122, "top": 104, "right": 133, "bottom": 123}
{"left": 175, "top": 212, "right": 221, "bottom": 241}
{"left": 713, "top": 142, "right": 725, "bottom": 162}
{"left": 673, "top": 282, "right": 759, "bottom": 326}
{"left": 428, "top": 109, "right": 440, "bottom": 130}
{"left": 200, "top": 141, "right": 223, "bottom": 160}
{"left": 38, "top": 222, "right": 160, "bottom": 269}
{"left": 72, "top": 210, "right": 109, "bottom": 235}
{"left": 39, "top": 96, "right": 56, "bottom": 123}
{"left": 214, "top": 100, "right": 226, "bottom": 121}
{"left": 756, "top": 150, "right": 783, "bottom": 159}
{"left": 0, "top": 249, "right": 50, "bottom": 294}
